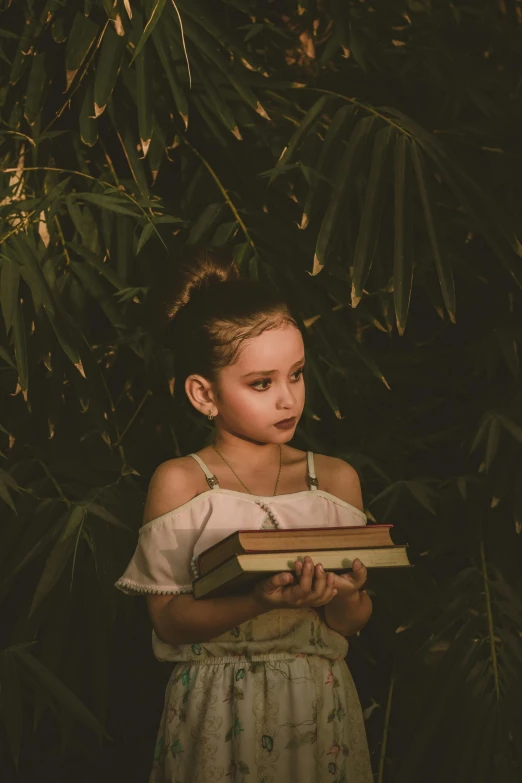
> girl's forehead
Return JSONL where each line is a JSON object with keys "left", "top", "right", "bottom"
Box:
{"left": 234, "top": 324, "right": 304, "bottom": 371}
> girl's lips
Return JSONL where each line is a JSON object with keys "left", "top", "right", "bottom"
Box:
{"left": 274, "top": 417, "right": 296, "bottom": 430}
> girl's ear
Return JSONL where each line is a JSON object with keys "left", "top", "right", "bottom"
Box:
{"left": 185, "top": 374, "right": 217, "bottom": 417}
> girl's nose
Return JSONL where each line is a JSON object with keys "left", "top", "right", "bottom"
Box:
{"left": 276, "top": 382, "right": 297, "bottom": 409}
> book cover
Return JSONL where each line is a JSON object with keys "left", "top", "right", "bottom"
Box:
{"left": 193, "top": 545, "right": 411, "bottom": 599}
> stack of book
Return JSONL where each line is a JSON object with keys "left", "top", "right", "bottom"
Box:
{"left": 192, "top": 525, "right": 410, "bottom": 599}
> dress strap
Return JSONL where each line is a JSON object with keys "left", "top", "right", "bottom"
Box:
{"left": 188, "top": 453, "right": 220, "bottom": 489}
{"left": 307, "top": 451, "right": 319, "bottom": 490}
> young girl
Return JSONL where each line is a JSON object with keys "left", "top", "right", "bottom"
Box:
{"left": 116, "top": 250, "right": 373, "bottom": 783}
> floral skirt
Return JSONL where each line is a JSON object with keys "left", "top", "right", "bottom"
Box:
{"left": 149, "top": 655, "right": 372, "bottom": 783}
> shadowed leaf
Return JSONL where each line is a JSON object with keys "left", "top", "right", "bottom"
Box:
{"left": 313, "top": 115, "right": 375, "bottom": 275}
{"left": 393, "top": 133, "right": 414, "bottom": 335}
{"left": 65, "top": 13, "right": 100, "bottom": 91}
{"left": 411, "top": 141, "right": 456, "bottom": 323}
{"left": 93, "top": 25, "right": 126, "bottom": 117}
{"left": 351, "top": 124, "right": 394, "bottom": 307}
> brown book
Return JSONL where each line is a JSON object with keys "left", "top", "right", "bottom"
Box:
{"left": 196, "top": 525, "right": 394, "bottom": 576}
{"left": 193, "top": 545, "right": 411, "bottom": 600}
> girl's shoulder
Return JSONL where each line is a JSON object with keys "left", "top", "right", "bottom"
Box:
{"left": 143, "top": 456, "right": 206, "bottom": 525}
{"left": 313, "top": 452, "right": 363, "bottom": 511}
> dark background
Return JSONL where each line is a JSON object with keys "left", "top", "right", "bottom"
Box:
{"left": 1, "top": 1, "right": 522, "bottom": 781}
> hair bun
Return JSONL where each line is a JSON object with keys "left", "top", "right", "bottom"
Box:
{"left": 149, "top": 248, "right": 240, "bottom": 335}
{"left": 166, "top": 248, "right": 240, "bottom": 321}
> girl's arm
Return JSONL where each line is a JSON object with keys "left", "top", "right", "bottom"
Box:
{"left": 144, "top": 460, "right": 277, "bottom": 645}
{"left": 294, "top": 557, "right": 372, "bottom": 637}
{"left": 313, "top": 457, "right": 372, "bottom": 635}
{"left": 322, "top": 585, "right": 373, "bottom": 637}
{"left": 147, "top": 591, "right": 267, "bottom": 646}
{"left": 147, "top": 562, "right": 341, "bottom": 646}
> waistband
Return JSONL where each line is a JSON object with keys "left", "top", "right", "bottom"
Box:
{"left": 166, "top": 652, "right": 345, "bottom": 666}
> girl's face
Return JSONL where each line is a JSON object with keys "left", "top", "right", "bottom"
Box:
{"left": 214, "top": 323, "right": 305, "bottom": 444}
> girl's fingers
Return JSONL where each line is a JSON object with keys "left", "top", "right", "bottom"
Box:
{"left": 351, "top": 559, "right": 367, "bottom": 589}
{"left": 297, "top": 557, "right": 314, "bottom": 594}
{"left": 273, "top": 571, "right": 294, "bottom": 587}
{"left": 312, "top": 562, "right": 327, "bottom": 595}
{"left": 308, "top": 567, "right": 337, "bottom": 605}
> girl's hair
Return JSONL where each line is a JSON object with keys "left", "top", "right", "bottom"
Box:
{"left": 160, "top": 248, "right": 297, "bottom": 383}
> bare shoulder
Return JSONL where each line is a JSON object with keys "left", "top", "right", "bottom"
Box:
{"left": 143, "top": 456, "right": 204, "bottom": 524}
{"left": 314, "top": 454, "right": 363, "bottom": 511}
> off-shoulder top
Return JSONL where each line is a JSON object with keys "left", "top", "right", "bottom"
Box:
{"left": 115, "top": 451, "right": 367, "bottom": 597}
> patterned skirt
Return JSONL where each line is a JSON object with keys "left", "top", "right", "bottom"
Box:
{"left": 149, "top": 654, "right": 373, "bottom": 783}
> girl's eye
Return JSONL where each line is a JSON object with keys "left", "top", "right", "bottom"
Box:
{"left": 250, "top": 367, "right": 304, "bottom": 391}
{"left": 251, "top": 379, "right": 271, "bottom": 391}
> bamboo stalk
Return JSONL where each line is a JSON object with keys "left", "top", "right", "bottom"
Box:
{"left": 377, "top": 662, "right": 396, "bottom": 783}
{"left": 479, "top": 520, "right": 500, "bottom": 703}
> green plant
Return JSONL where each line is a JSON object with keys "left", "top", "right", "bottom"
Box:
{"left": 1, "top": 1, "right": 521, "bottom": 780}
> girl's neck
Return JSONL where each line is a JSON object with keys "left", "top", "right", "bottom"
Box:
{"left": 211, "top": 431, "right": 282, "bottom": 467}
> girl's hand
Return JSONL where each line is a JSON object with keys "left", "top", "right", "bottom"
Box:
{"left": 329, "top": 558, "right": 368, "bottom": 600}
{"left": 252, "top": 556, "right": 338, "bottom": 611}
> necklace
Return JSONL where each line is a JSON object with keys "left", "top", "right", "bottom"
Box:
{"left": 212, "top": 443, "right": 282, "bottom": 496}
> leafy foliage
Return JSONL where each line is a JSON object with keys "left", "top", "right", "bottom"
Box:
{"left": 1, "top": 0, "right": 522, "bottom": 780}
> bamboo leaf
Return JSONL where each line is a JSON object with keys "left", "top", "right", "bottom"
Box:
{"left": 130, "top": 0, "right": 166, "bottom": 65}
{"left": 351, "top": 124, "right": 394, "bottom": 307}
{"left": 1, "top": 255, "right": 20, "bottom": 334}
{"left": 193, "top": 95, "right": 229, "bottom": 147}
{"left": 11, "top": 296, "right": 28, "bottom": 394}
{"left": 0, "top": 652, "right": 23, "bottom": 768}
{"left": 404, "top": 480, "right": 437, "bottom": 515}
{"left": 135, "top": 17, "right": 153, "bottom": 156}
{"left": 24, "top": 52, "right": 47, "bottom": 126}
{"left": 147, "top": 123, "right": 167, "bottom": 180}
{"left": 187, "top": 203, "right": 224, "bottom": 246}
{"left": 485, "top": 416, "right": 501, "bottom": 472}
{"left": 85, "top": 502, "right": 130, "bottom": 530}
{"left": 313, "top": 115, "right": 375, "bottom": 276}
{"left": 11, "top": 235, "right": 83, "bottom": 372}
{"left": 180, "top": 0, "right": 262, "bottom": 75}
{"left": 470, "top": 414, "right": 491, "bottom": 453}
{"left": 79, "top": 79, "right": 98, "bottom": 147}
{"left": 0, "top": 479, "right": 16, "bottom": 512}
{"left": 65, "top": 13, "right": 100, "bottom": 91}
{"left": 151, "top": 25, "right": 188, "bottom": 128}
{"left": 75, "top": 192, "right": 141, "bottom": 217}
{"left": 13, "top": 648, "right": 109, "bottom": 738}
{"left": 66, "top": 196, "right": 99, "bottom": 253}
{"left": 70, "top": 261, "right": 126, "bottom": 328}
{"left": 348, "top": 337, "right": 391, "bottom": 390}
{"left": 301, "top": 104, "right": 356, "bottom": 229}
{"left": 494, "top": 327, "right": 519, "bottom": 378}
{"left": 269, "top": 95, "right": 330, "bottom": 184}
{"left": 0, "top": 468, "right": 20, "bottom": 493}
{"left": 110, "top": 115, "right": 150, "bottom": 198}
{"left": 226, "top": 69, "right": 269, "bottom": 120}
{"left": 9, "top": 17, "right": 39, "bottom": 85}
{"left": 386, "top": 106, "right": 522, "bottom": 289}
{"left": 496, "top": 413, "right": 522, "bottom": 444}
{"left": 29, "top": 506, "right": 86, "bottom": 616}
{"left": 93, "top": 25, "right": 126, "bottom": 117}
{"left": 136, "top": 223, "right": 154, "bottom": 254}
{"left": 192, "top": 58, "right": 242, "bottom": 139}
{"left": 211, "top": 221, "right": 238, "bottom": 247}
{"left": 182, "top": 11, "right": 268, "bottom": 119}
{"left": 411, "top": 141, "right": 456, "bottom": 323}
{"left": 305, "top": 351, "right": 342, "bottom": 419}
{"left": 393, "top": 133, "right": 414, "bottom": 335}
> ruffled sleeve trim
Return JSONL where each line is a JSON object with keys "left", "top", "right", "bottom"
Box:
{"left": 115, "top": 577, "right": 193, "bottom": 596}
